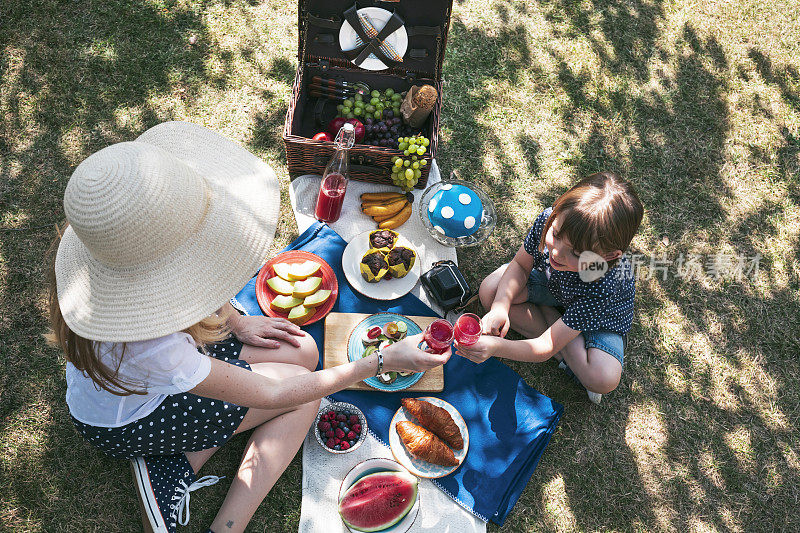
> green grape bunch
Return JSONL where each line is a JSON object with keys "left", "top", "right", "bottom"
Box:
{"left": 337, "top": 87, "right": 403, "bottom": 121}
{"left": 390, "top": 135, "right": 430, "bottom": 191}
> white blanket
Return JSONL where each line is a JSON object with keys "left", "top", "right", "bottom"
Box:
{"left": 299, "top": 399, "right": 486, "bottom": 533}
{"left": 291, "top": 162, "right": 485, "bottom": 532}
{"left": 288, "top": 160, "right": 457, "bottom": 316}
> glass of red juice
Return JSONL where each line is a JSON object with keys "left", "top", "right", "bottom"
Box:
{"left": 454, "top": 313, "right": 482, "bottom": 346}
{"left": 315, "top": 172, "right": 347, "bottom": 222}
{"left": 422, "top": 319, "right": 454, "bottom": 354}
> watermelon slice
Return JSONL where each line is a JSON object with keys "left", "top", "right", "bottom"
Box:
{"left": 338, "top": 471, "right": 418, "bottom": 532}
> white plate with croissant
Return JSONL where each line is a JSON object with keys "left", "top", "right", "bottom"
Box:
{"left": 389, "top": 397, "right": 469, "bottom": 478}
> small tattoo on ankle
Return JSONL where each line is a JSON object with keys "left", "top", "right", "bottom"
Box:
{"left": 226, "top": 521, "right": 234, "bottom": 529}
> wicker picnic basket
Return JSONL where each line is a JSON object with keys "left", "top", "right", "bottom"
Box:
{"left": 283, "top": 0, "right": 454, "bottom": 188}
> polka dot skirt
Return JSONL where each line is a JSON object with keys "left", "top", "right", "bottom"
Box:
{"left": 72, "top": 338, "right": 250, "bottom": 459}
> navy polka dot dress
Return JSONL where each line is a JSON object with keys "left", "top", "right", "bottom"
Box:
{"left": 524, "top": 207, "right": 635, "bottom": 335}
{"left": 72, "top": 338, "right": 250, "bottom": 459}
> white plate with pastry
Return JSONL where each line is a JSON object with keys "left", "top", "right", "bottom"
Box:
{"left": 341, "top": 229, "right": 420, "bottom": 300}
{"left": 389, "top": 396, "right": 468, "bottom": 478}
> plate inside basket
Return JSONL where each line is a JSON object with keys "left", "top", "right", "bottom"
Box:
{"left": 347, "top": 313, "right": 423, "bottom": 391}
{"left": 255, "top": 251, "right": 338, "bottom": 325}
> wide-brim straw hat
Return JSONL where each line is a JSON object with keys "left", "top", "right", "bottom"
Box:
{"left": 55, "top": 121, "right": 279, "bottom": 342}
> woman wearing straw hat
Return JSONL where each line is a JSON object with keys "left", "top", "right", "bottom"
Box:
{"left": 48, "top": 121, "right": 450, "bottom": 533}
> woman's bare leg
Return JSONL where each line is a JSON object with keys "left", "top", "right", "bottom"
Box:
{"left": 203, "top": 361, "right": 320, "bottom": 533}
{"left": 185, "top": 334, "right": 320, "bottom": 473}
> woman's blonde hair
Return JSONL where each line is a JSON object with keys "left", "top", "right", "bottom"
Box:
{"left": 46, "top": 224, "right": 232, "bottom": 396}
{"left": 540, "top": 172, "right": 643, "bottom": 270}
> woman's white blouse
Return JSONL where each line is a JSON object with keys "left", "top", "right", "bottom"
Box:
{"left": 66, "top": 332, "right": 212, "bottom": 427}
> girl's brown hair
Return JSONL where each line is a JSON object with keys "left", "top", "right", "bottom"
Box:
{"left": 540, "top": 172, "right": 643, "bottom": 269}
{"left": 46, "top": 224, "right": 232, "bottom": 396}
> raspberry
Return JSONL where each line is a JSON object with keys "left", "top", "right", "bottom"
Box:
{"left": 333, "top": 438, "right": 341, "bottom": 445}
{"left": 321, "top": 422, "right": 331, "bottom": 431}
{"left": 317, "top": 420, "right": 326, "bottom": 430}
{"left": 325, "top": 438, "right": 336, "bottom": 448}
{"left": 340, "top": 441, "right": 350, "bottom": 450}
{"left": 349, "top": 415, "right": 359, "bottom": 425}
{"left": 352, "top": 424, "right": 361, "bottom": 433}
{"left": 325, "top": 430, "right": 335, "bottom": 438}
{"left": 335, "top": 428, "right": 345, "bottom": 439}
{"left": 326, "top": 411, "right": 336, "bottom": 419}
{"left": 347, "top": 431, "right": 357, "bottom": 440}
{"left": 336, "top": 414, "right": 347, "bottom": 422}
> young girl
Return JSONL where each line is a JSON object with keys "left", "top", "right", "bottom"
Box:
{"left": 49, "top": 122, "right": 449, "bottom": 533}
{"left": 456, "top": 172, "right": 643, "bottom": 404}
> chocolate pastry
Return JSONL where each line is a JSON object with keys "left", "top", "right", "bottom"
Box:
{"left": 360, "top": 248, "right": 388, "bottom": 283}
{"left": 369, "top": 229, "right": 398, "bottom": 250}
{"left": 386, "top": 246, "right": 416, "bottom": 279}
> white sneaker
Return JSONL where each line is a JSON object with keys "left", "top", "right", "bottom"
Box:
{"left": 587, "top": 391, "right": 603, "bottom": 404}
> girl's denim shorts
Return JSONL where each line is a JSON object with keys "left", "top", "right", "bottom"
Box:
{"left": 527, "top": 269, "right": 626, "bottom": 367}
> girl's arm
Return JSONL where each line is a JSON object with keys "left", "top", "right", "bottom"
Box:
{"left": 456, "top": 318, "right": 580, "bottom": 363}
{"left": 483, "top": 245, "right": 534, "bottom": 336}
{"left": 188, "top": 334, "right": 450, "bottom": 409}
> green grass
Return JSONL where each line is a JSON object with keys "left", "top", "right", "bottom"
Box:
{"left": 2, "top": 0, "right": 799, "bottom": 530}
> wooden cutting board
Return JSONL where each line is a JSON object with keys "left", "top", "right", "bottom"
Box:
{"left": 323, "top": 312, "right": 444, "bottom": 392}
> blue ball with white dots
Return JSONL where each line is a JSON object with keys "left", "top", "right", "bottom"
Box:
{"left": 427, "top": 184, "right": 483, "bottom": 238}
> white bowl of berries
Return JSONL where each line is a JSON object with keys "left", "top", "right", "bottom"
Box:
{"left": 314, "top": 402, "right": 368, "bottom": 453}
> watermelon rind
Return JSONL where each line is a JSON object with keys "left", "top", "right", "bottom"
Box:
{"left": 338, "top": 470, "right": 418, "bottom": 532}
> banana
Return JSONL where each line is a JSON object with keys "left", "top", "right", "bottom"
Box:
{"left": 360, "top": 196, "right": 407, "bottom": 212}
{"left": 362, "top": 199, "right": 407, "bottom": 217}
{"left": 372, "top": 203, "right": 408, "bottom": 223}
{"left": 378, "top": 203, "right": 412, "bottom": 229}
{"left": 361, "top": 191, "right": 405, "bottom": 202}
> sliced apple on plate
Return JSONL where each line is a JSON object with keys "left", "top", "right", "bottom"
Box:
{"left": 266, "top": 276, "right": 295, "bottom": 296}
{"left": 287, "top": 304, "right": 315, "bottom": 325}
{"left": 270, "top": 294, "right": 304, "bottom": 312}
{"left": 303, "top": 289, "right": 331, "bottom": 308}
{"left": 292, "top": 276, "right": 322, "bottom": 298}
{"left": 288, "top": 260, "right": 322, "bottom": 281}
{"left": 273, "top": 262, "right": 293, "bottom": 281}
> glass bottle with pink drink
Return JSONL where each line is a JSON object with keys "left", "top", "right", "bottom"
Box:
{"left": 315, "top": 122, "right": 355, "bottom": 223}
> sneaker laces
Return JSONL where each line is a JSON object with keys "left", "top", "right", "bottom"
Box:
{"left": 171, "top": 475, "right": 223, "bottom": 526}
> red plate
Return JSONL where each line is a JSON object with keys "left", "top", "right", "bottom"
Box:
{"left": 255, "top": 251, "right": 338, "bottom": 325}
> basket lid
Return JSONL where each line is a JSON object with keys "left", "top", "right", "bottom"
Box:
{"left": 297, "top": 0, "right": 453, "bottom": 79}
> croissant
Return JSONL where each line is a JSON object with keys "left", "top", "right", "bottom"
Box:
{"left": 396, "top": 421, "right": 459, "bottom": 466}
{"left": 401, "top": 398, "right": 463, "bottom": 450}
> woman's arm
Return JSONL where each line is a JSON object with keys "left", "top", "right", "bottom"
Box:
{"left": 456, "top": 318, "right": 580, "bottom": 363}
{"left": 189, "top": 334, "right": 450, "bottom": 409}
{"left": 221, "top": 302, "right": 306, "bottom": 348}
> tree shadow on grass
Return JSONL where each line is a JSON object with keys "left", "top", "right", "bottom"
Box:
{"left": 0, "top": 1, "right": 298, "bottom": 530}
{"left": 438, "top": 1, "right": 799, "bottom": 531}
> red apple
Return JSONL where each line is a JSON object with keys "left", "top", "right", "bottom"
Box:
{"left": 346, "top": 119, "right": 365, "bottom": 143}
{"left": 312, "top": 132, "right": 331, "bottom": 142}
{"left": 327, "top": 117, "right": 347, "bottom": 138}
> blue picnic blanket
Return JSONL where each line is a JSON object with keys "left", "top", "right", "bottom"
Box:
{"left": 233, "top": 223, "right": 563, "bottom": 525}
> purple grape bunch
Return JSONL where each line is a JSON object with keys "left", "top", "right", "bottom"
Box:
{"left": 363, "top": 109, "right": 414, "bottom": 149}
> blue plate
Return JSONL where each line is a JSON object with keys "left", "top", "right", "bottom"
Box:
{"left": 347, "top": 313, "right": 424, "bottom": 391}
